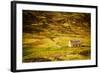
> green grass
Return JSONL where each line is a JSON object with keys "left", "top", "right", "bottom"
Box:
{"left": 23, "top": 34, "right": 91, "bottom": 63}
{"left": 23, "top": 46, "right": 91, "bottom": 62}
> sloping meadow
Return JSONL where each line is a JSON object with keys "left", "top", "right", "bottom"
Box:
{"left": 22, "top": 10, "right": 91, "bottom": 62}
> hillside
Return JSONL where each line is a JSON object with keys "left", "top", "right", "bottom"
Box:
{"left": 22, "top": 10, "right": 91, "bottom": 62}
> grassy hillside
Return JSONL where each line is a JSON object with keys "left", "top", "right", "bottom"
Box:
{"left": 22, "top": 10, "right": 91, "bottom": 62}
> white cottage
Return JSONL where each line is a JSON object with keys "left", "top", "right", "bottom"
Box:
{"left": 68, "top": 40, "right": 81, "bottom": 47}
